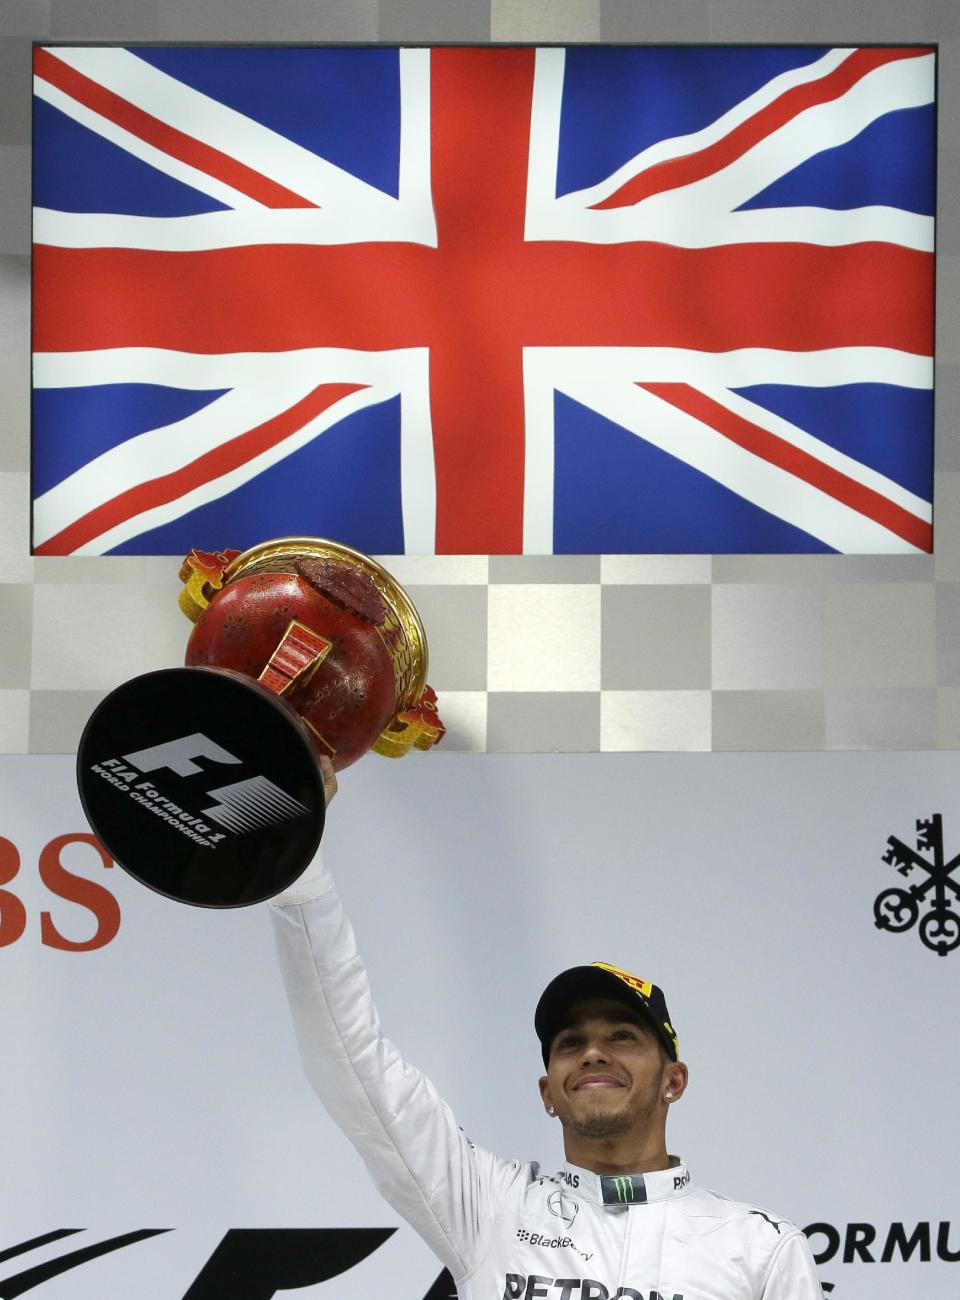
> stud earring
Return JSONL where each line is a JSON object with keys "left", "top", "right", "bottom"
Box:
{"left": 665, "top": 1091, "right": 673, "bottom": 1100}
{"left": 548, "top": 1106, "right": 556, "bottom": 1115}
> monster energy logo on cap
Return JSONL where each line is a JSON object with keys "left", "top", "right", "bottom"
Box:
{"left": 601, "top": 1174, "right": 648, "bottom": 1205}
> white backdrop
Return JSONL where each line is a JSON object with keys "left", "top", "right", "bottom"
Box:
{"left": 0, "top": 751, "right": 957, "bottom": 1298}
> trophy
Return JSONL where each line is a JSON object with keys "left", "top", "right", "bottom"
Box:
{"left": 77, "top": 538, "right": 444, "bottom": 909}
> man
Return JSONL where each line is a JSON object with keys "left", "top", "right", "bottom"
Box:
{"left": 269, "top": 758, "right": 822, "bottom": 1299}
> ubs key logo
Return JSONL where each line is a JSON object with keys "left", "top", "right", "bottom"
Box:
{"left": 874, "top": 814, "right": 960, "bottom": 956}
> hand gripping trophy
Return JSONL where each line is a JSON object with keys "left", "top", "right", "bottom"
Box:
{"left": 76, "top": 537, "right": 444, "bottom": 909}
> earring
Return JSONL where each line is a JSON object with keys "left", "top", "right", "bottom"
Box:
{"left": 664, "top": 1092, "right": 673, "bottom": 1100}
{"left": 548, "top": 1106, "right": 556, "bottom": 1115}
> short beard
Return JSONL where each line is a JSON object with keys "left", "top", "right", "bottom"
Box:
{"left": 569, "top": 1111, "right": 633, "bottom": 1139}
{"left": 565, "top": 1092, "right": 658, "bottom": 1140}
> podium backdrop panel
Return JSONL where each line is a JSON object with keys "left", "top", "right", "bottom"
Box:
{"left": 0, "top": 751, "right": 956, "bottom": 1298}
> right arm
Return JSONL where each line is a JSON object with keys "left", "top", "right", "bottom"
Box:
{"left": 269, "top": 858, "right": 523, "bottom": 1278}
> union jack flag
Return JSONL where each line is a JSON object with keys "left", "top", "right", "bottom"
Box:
{"left": 31, "top": 45, "right": 935, "bottom": 556}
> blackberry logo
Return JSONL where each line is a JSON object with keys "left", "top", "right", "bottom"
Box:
{"left": 874, "top": 814, "right": 960, "bottom": 956}
{"left": 517, "top": 1229, "right": 575, "bottom": 1247}
{"left": 515, "top": 1229, "right": 593, "bottom": 1262}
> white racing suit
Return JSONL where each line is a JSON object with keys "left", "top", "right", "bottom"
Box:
{"left": 269, "top": 866, "right": 823, "bottom": 1300}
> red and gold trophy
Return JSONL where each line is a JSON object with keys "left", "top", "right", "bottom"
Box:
{"left": 178, "top": 537, "right": 443, "bottom": 770}
{"left": 77, "top": 538, "right": 444, "bottom": 908}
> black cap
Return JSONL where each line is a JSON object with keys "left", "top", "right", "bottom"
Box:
{"left": 535, "top": 962, "right": 679, "bottom": 1068}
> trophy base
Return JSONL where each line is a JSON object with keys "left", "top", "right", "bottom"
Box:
{"left": 77, "top": 668, "right": 325, "bottom": 908}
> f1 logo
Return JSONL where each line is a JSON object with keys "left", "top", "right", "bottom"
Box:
{"left": 123, "top": 733, "right": 242, "bottom": 778}
{"left": 121, "top": 734, "right": 309, "bottom": 833}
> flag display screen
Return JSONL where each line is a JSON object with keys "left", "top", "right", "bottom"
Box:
{"left": 31, "top": 45, "right": 935, "bottom": 556}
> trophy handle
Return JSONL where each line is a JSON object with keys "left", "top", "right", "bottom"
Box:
{"left": 374, "top": 685, "right": 445, "bottom": 759}
{"left": 178, "top": 549, "right": 242, "bottom": 622}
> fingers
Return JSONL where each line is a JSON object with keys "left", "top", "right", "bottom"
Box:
{"left": 318, "top": 755, "right": 339, "bottom": 807}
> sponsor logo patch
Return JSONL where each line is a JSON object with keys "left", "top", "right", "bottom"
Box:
{"left": 516, "top": 1229, "right": 593, "bottom": 1263}
{"left": 547, "top": 1190, "right": 579, "bottom": 1227}
{"left": 502, "top": 1276, "right": 683, "bottom": 1299}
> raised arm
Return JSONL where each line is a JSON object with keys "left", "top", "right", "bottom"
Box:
{"left": 269, "top": 842, "right": 524, "bottom": 1279}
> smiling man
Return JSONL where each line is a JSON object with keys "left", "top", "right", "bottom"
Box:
{"left": 534, "top": 968, "right": 687, "bottom": 1172}
{"left": 270, "top": 762, "right": 822, "bottom": 1300}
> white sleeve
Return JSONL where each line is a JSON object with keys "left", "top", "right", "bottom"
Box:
{"left": 268, "top": 863, "right": 523, "bottom": 1279}
{"left": 760, "top": 1231, "right": 824, "bottom": 1299}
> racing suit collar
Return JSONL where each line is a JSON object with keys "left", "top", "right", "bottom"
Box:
{"left": 560, "top": 1157, "right": 690, "bottom": 1206}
